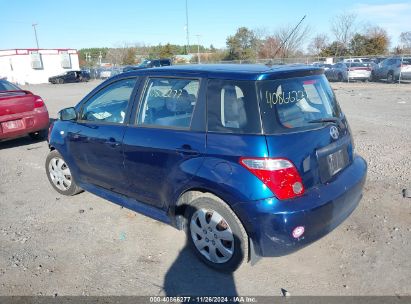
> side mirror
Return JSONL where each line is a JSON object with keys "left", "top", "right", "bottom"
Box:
{"left": 58, "top": 107, "right": 77, "bottom": 121}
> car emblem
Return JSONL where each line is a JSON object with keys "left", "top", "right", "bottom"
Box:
{"left": 330, "top": 126, "right": 339, "bottom": 140}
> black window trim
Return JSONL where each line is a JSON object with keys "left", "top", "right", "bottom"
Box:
{"left": 131, "top": 75, "right": 203, "bottom": 131}
{"left": 76, "top": 76, "right": 140, "bottom": 126}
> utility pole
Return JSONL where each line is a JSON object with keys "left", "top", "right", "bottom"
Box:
{"left": 196, "top": 34, "right": 201, "bottom": 64}
{"left": 185, "top": 0, "right": 190, "bottom": 55}
{"left": 32, "top": 23, "right": 39, "bottom": 49}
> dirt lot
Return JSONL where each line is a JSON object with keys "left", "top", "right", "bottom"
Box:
{"left": 0, "top": 80, "right": 410, "bottom": 296}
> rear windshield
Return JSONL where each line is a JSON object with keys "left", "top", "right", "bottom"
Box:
{"left": 257, "top": 75, "right": 341, "bottom": 134}
{"left": 348, "top": 63, "right": 367, "bottom": 67}
{"left": 0, "top": 80, "right": 20, "bottom": 91}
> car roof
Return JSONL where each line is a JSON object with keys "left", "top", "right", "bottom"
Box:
{"left": 119, "top": 64, "right": 323, "bottom": 81}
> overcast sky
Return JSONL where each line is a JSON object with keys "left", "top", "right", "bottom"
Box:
{"left": 1, "top": 0, "right": 410, "bottom": 50}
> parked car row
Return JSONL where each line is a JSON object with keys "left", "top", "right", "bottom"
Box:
{"left": 318, "top": 56, "right": 411, "bottom": 83}
{"left": 325, "top": 62, "right": 371, "bottom": 82}
{"left": 123, "top": 58, "right": 172, "bottom": 72}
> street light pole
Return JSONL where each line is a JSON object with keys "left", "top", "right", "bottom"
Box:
{"left": 196, "top": 34, "right": 201, "bottom": 64}
{"left": 32, "top": 23, "right": 39, "bottom": 49}
{"left": 185, "top": 0, "right": 190, "bottom": 55}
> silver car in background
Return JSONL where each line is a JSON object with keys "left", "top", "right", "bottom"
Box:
{"left": 325, "top": 62, "right": 371, "bottom": 82}
{"left": 371, "top": 57, "right": 411, "bottom": 83}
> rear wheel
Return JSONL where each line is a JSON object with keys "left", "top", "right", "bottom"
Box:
{"left": 337, "top": 73, "right": 343, "bottom": 82}
{"left": 387, "top": 72, "right": 395, "bottom": 83}
{"left": 370, "top": 71, "right": 377, "bottom": 82}
{"left": 184, "top": 194, "right": 248, "bottom": 272}
{"left": 45, "top": 150, "right": 81, "bottom": 196}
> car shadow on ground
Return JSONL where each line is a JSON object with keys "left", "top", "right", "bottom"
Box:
{"left": 0, "top": 118, "right": 55, "bottom": 150}
{"left": 163, "top": 204, "right": 239, "bottom": 297}
{"left": 0, "top": 135, "right": 46, "bottom": 150}
{"left": 163, "top": 242, "right": 238, "bottom": 296}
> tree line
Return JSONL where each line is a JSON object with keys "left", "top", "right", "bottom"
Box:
{"left": 78, "top": 13, "right": 411, "bottom": 66}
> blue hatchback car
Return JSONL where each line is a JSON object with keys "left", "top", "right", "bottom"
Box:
{"left": 46, "top": 64, "right": 367, "bottom": 272}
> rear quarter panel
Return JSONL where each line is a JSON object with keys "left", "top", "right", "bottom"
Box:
{"left": 187, "top": 133, "right": 272, "bottom": 205}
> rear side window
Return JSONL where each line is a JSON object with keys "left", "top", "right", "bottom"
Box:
{"left": 258, "top": 75, "right": 341, "bottom": 133}
{"left": 138, "top": 78, "right": 199, "bottom": 129}
{"left": 207, "top": 79, "right": 261, "bottom": 134}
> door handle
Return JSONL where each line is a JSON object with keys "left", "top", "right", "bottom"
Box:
{"left": 176, "top": 145, "right": 199, "bottom": 156}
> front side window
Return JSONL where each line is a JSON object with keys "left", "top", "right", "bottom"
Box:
{"left": 258, "top": 75, "right": 341, "bottom": 133}
{"left": 81, "top": 78, "right": 137, "bottom": 124}
{"left": 207, "top": 79, "right": 261, "bottom": 134}
{"left": 137, "top": 78, "right": 199, "bottom": 129}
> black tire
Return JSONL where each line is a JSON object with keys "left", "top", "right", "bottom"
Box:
{"left": 387, "top": 72, "right": 395, "bottom": 83}
{"left": 370, "top": 71, "right": 376, "bottom": 82}
{"left": 57, "top": 78, "right": 64, "bottom": 84}
{"left": 184, "top": 193, "right": 248, "bottom": 272}
{"left": 337, "top": 73, "right": 343, "bottom": 82}
{"left": 29, "top": 129, "right": 47, "bottom": 140}
{"left": 45, "top": 150, "right": 81, "bottom": 196}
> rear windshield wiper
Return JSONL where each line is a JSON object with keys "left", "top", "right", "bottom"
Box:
{"left": 308, "top": 117, "right": 345, "bottom": 129}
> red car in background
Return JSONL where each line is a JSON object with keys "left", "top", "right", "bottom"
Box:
{"left": 0, "top": 79, "right": 49, "bottom": 141}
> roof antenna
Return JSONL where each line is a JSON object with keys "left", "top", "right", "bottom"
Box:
{"left": 267, "top": 15, "right": 307, "bottom": 66}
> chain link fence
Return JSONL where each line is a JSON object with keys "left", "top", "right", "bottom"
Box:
{"left": 81, "top": 54, "right": 411, "bottom": 83}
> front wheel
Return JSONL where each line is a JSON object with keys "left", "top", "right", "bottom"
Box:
{"left": 184, "top": 194, "right": 249, "bottom": 272}
{"left": 45, "top": 150, "right": 81, "bottom": 196}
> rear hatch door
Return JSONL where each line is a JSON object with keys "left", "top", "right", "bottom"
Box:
{"left": 258, "top": 74, "right": 354, "bottom": 190}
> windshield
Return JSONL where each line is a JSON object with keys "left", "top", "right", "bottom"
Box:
{"left": 257, "top": 75, "right": 341, "bottom": 133}
{"left": 138, "top": 60, "right": 151, "bottom": 67}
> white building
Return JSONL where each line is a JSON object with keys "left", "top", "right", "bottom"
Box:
{"left": 0, "top": 48, "right": 80, "bottom": 85}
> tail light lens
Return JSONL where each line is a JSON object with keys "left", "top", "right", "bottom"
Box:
{"left": 240, "top": 157, "right": 305, "bottom": 200}
{"left": 34, "top": 97, "right": 45, "bottom": 108}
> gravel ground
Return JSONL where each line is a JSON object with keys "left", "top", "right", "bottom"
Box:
{"left": 0, "top": 80, "right": 410, "bottom": 296}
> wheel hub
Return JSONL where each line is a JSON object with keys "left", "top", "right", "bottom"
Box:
{"left": 190, "top": 208, "right": 234, "bottom": 264}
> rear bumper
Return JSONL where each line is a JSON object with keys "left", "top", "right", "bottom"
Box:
{"left": 232, "top": 155, "right": 367, "bottom": 257}
{"left": 0, "top": 109, "right": 49, "bottom": 140}
{"left": 399, "top": 72, "right": 411, "bottom": 80}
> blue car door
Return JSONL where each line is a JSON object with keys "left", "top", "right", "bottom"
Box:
{"left": 67, "top": 77, "right": 139, "bottom": 194}
{"left": 122, "top": 76, "right": 206, "bottom": 209}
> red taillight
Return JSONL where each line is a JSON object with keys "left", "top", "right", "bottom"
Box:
{"left": 34, "top": 97, "right": 45, "bottom": 108}
{"left": 240, "top": 157, "right": 305, "bottom": 200}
